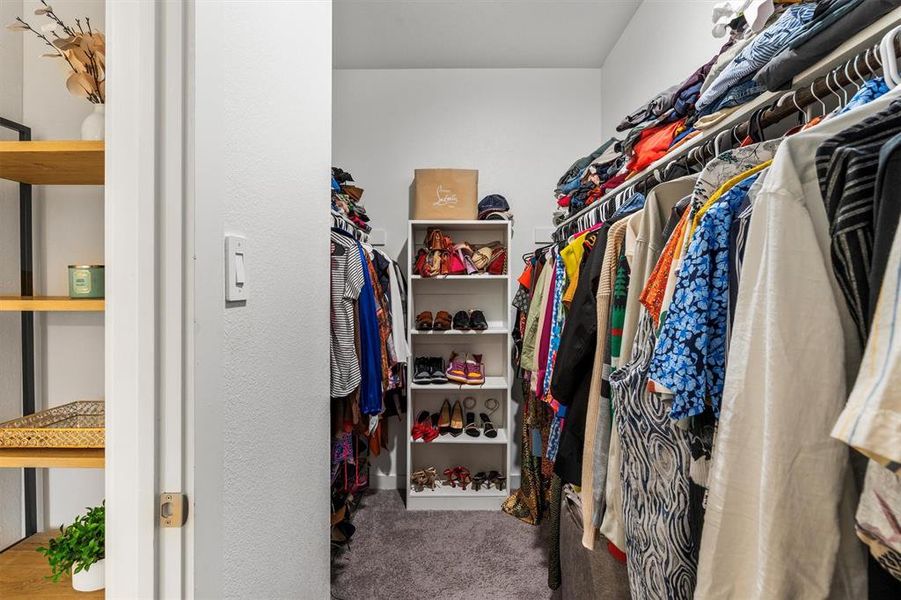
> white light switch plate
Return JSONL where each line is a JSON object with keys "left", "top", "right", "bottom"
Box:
{"left": 225, "top": 235, "right": 247, "bottom": 302}
{"left": 533, "top": 227, "right": 554, "bottom": 244}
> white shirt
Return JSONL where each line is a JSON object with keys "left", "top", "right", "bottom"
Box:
{"left": 693, "top": 91, "right": 901, "bottom": 600}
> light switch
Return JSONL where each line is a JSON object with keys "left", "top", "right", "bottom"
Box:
{"left": 226, "top": 235, "right": 247, "bottom": 302}
{"left": 235, "top": 253, "right": 246, "bottom": 285}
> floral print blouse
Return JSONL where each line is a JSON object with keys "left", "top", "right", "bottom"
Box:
{"left": 648, "top": 173, "right": 760, "bottom": 420}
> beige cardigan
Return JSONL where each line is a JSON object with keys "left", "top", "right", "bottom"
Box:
{"left": 580, "top": 219, "right": 629, "bottom": 549}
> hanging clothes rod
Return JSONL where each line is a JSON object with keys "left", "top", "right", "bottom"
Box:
{"left": 552, "top": 24, "right": 901, "bottom": 241}
{"left": 331, "top": 210, "right": 370, "bottom": 243}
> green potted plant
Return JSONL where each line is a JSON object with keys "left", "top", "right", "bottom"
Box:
{"left": 37, "top": 503, "right": 105, "bottom": 592}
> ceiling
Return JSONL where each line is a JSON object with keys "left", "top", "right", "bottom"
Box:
{"left": 334, "top": 1, "right": 643, "bottom": 69}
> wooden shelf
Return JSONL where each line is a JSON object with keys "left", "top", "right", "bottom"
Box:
{"left": 0, "top": 531, "right": 103, "bottom": 598}
{"left": 0, "top": 296, "right": 104, "bottom": 312}
{"left": 0, "top": 448, "right": 104, "bottom": 469}
{"left": 0, "top": 141, "right": 104, "bottom": 185}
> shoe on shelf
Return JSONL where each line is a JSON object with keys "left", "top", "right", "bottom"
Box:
{"left": 449, "top": 400, "right": 464, "bottom": 437}
{"left": 411, "top": 410, "right": 429, "bottom": 440}
{"left": 433, "top": 310, "right": 453, "bottom": 331}
{"left": 463, "top": 396, "right": 480, "bottom": 437}
{"left": 415, "top": 311, "right": 433, "bottom": 331}
{"left": 487, "top": 470, "right": 506, "bottom": 491}
{"left": 411, "top": 470, "right": 428, "bottom": 492}
{"left": 452, "top": 310, "right": 471, "bottom": 331}
{"left": 465, "top": 354, "right": 486, "bottom": 385}
{"left": 430, "top": 357, "right": 448, "bottom": 384}
{"left": 412, "top": 357, "right": 432, "bottom": 385}
{"left": 411, "top": 410, "right": 439, "bottom": 442}
{"left": 464, "top": 411, "right": 480, "bottom": 437}
{"left": 480, "top": 412, "right": 497, "bottom": 438}
{"left": 422, "top": 467, "right": 438, "bottom": 490}
{"left": 446, "top": 352, "right": 468, "bottom": 384}
{"left": 457, "top": 467, "right": 472, "bottom": 490}
{"left": 469, "top": 310, "right": 488, "bottom": 331}
{"left": 472, "top": 471, "right": 487, "bottom": 491}
{"left": 437, "top": 399, "right": 452, "bottom": 435}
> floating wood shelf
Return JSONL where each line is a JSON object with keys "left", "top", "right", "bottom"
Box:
{"left": 0, "top": 448, "right": 104, "bottom": 469}
{"left": 0, "top": 531, "right": 103, "bottom": 598}
{"left": 0, "top": 296, "right": 104, "bottom": 312}
{"left": 0, "top": 140, "right": 104, "bottom": 185}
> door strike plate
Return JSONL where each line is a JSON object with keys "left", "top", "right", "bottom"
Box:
{"left": 159, "top": 492, "right": 187, "bottom": 528}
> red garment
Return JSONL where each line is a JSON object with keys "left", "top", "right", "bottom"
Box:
{"left": 626, "top": 118, "right": 686, "bottom": 174}
{"left": 557, "top": 194, "right": 571, "bottom": 207}
{"left": 597, "top": 172, "right": 628, "bottom": 196}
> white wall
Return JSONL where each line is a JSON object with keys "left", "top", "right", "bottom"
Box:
{"left": 3, "top": 0, "right": 106, "bottom": 531}
{"left": 601, "top": 0, "right": 723, "bottom": 138}
{"left": 333, "top": 68, "right": 604, "bottom": 486}
{"left": 193, "top": 1, "right": 332, "bottom": 598}
{"left": 0, "top": 0, "right": 24, "bottom": 552}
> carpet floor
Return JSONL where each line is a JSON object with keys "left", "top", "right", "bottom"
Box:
{"left": 331, "top": 490, "right": 555, "bottom": 600}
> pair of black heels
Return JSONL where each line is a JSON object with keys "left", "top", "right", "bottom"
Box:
{"left": 472, "top": 471, "right": 506, "bottom": 492}
{"left": 463, "top": 411, "right": 497, "bottom": 438}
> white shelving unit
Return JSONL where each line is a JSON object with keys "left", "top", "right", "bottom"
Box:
{"left": 405, "top": 219, "right": 513, "bottom": 511}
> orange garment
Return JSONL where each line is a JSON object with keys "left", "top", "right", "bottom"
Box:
{"left": 627, "top": 118, "right": 687, "bottom": 174}
{"left": 518, "top": 264, "right": 534, "bottom": 289}
{"left": 640, "top": 210, "right": 689, "bottom": 325}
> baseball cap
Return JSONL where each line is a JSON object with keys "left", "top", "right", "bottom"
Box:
{"left": 478, "top": 194, "right": 511, "bottom": 220}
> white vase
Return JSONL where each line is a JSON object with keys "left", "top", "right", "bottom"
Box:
{"left": 71, "top": 558, "right": 105, "bottom": 592}
{"left": 81, "top": 104, "right": 105, "bottom": 141}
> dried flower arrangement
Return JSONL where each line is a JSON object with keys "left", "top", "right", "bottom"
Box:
{"left": 8, "top": 1, "right": 105, "bottom": 104}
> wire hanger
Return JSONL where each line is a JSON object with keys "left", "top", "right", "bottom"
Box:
{"left": 791, "top": 89, "right": 808, "bottom": 124}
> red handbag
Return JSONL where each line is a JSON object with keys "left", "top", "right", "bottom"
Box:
{"left": 414, "top": 248, "right": 429, "bottom": 277}
{"left": 487, "top": 247, "right": 507, "bottom": 275}
{"left": 447, "top": 248, "right": 467, "bottom": 275}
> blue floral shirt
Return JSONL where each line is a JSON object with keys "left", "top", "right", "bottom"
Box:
{"left": 648, "top": 174, "right": 759, "bottom": 420}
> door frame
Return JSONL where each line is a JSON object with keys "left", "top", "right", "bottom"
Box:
{"left": 105, "top": 1, "right": 190, "bottom": 597}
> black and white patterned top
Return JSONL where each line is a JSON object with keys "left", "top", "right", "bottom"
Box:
{"left": 331, "top": 230, "right": 365, "bottom": 396}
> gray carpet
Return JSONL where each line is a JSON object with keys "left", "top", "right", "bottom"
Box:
{"left": 331, "top": 490, "right": 555, "bottom": 600}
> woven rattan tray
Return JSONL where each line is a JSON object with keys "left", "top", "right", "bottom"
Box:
{"left": 0, "top": 401, "right": 104, "bottom": 448}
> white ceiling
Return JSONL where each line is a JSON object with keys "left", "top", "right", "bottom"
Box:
{"left": 334, "top": 1, "right": 643, "bottom": 69}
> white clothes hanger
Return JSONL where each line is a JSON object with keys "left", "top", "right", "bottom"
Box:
{"left": 880, "top": 25, "right": 901, "bottom": 87}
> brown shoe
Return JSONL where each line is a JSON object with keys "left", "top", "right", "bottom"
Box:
{"left": 415, "top": 311, "right": 433, "bottom": 330}
{"left": 433, "top": 310, "right": 453, "bottom": 331}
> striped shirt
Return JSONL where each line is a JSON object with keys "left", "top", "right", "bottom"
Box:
{"left": 697, "top": 3, "right": 816, "bottom": 113}
{"left": 815, "top": 100, "right": 901, "bottom": 345}
{"left": 330, "top": 231, "right": 365, "bottom": 396}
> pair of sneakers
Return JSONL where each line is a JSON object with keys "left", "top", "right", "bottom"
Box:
{"left": 446, "top": 352, "right": 485, "bottom": 385}
{"left": 412, "top": 357, "right": 448, "bottom": 385}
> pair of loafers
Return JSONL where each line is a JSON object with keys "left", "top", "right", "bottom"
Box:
{"left": 452, "top": 310, "right": 488, "bottom": 331}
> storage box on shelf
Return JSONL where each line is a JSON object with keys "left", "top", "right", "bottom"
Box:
{"left": 406, "top": 220, "right": 512, "bottom": 511}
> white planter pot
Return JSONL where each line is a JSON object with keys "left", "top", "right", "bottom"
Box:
{"left": 71, "top": 558, "right": 105, "bottom": 592}
{"left": 81, "top": 104, "right": 105, "bottom": 141}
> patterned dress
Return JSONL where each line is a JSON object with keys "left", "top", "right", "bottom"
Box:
{"left": 611, "top": 310, "right": 700, "bottom": 599}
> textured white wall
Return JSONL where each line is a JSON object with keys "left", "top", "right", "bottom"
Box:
{"left": 0, "top": 0, "right": 24, "bottom": 551}
{"left": 333, "top": 68, "right": 604, "bottom": 485}
{"left": 193, "top": 1, "right": 332, "bottom": 597}
{"left": 601, "top": 0, "right": 723, "bottom": 138}
{"left": 18, "top": 0, "right": 106, "bottom": 529}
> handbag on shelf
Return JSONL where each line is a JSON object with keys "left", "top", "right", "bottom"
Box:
{"left": 487, "top": 246, "right": 507, "bottom": 275}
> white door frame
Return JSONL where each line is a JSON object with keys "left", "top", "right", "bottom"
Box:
{"left": 105, "top": 1, "right": 190, "bottom": 597}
